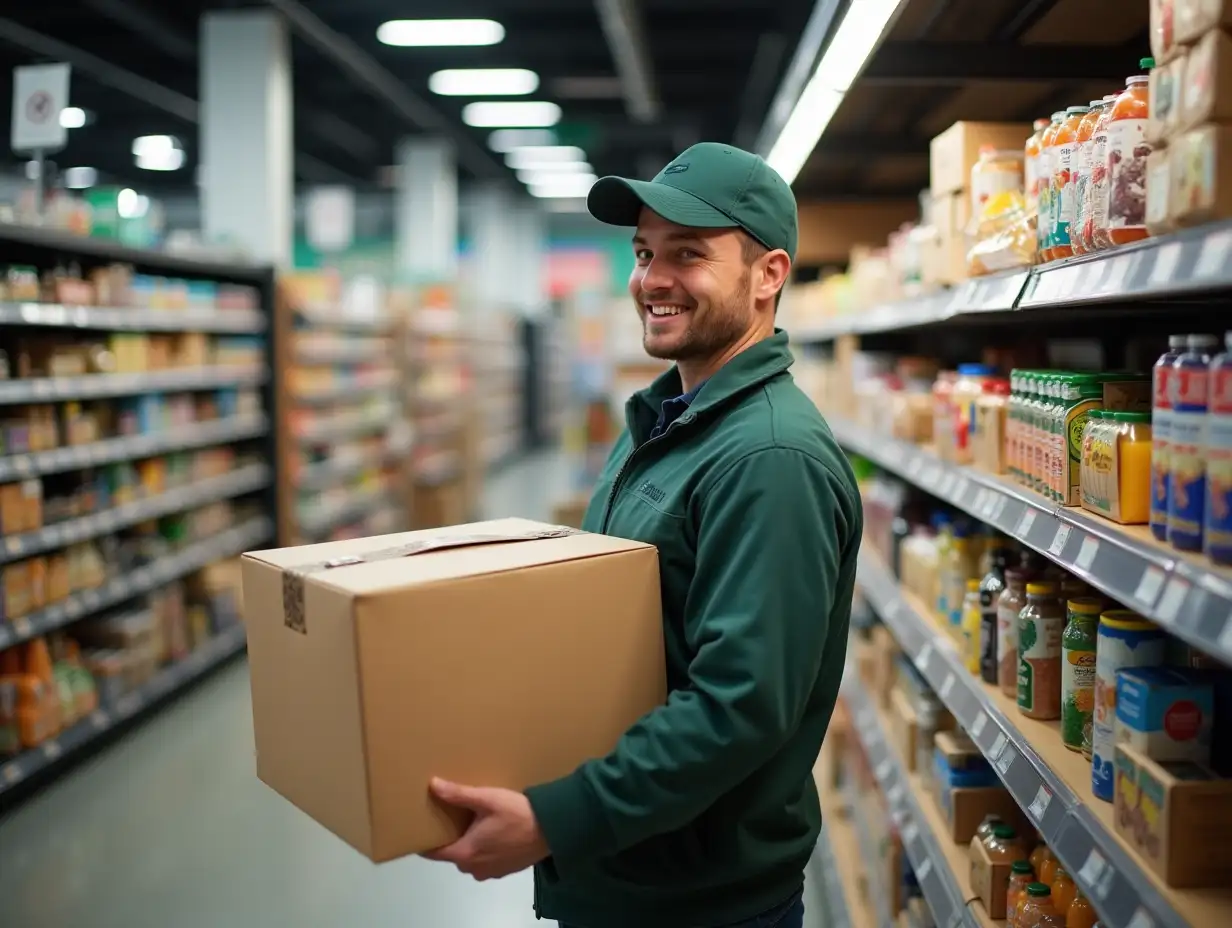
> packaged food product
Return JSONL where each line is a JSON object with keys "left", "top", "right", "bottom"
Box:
{"left": 1087, "top": 98, "right": 1120, "bottom": 250}
{"left": 1115, "top": 666, "right": 1214, "bottom": 763}
{"left": 1106, "top": 70, "right": 1154, "bottom": 246}
{"left": 1062, "top": 598, "right": 1102, "bottom": 754}
{"left": 1025, "top": 118, "right": 1051, "bottom": 215}
{"left": 978, "top": 540, "right": 1011, "bottom": 685}
{"left": 998, "top": 568, "right": 1033, "bottom": 699}
{"left": 971, "top": 825, "right": 1030, "bottom": 919}
{"left": 1018, "top": 581, "right": 1064, "bottom": 720}
{"left": 967, "top": 191, "right": 1037, "bottom": 275}
{"left": 1145, "top": 147, "right": 1175, "bottom": 238}
{"left": 944, "top": 520, "right": 980, "bottom": 629}
{"left": 962, "top": 578, "right": 983, "bottom": 673}
{"left": 972, "top": 146, "right": 1025, "bottom": 217}
{"left": 1007, "top": 372, "right": 1026, "bottom": 481}
{"left": 1065, "top": 893, "right": 1098, "bottom": 928}
{"left": 1071, "top": 103, "right": 1105, "bottom": 256}
{"left": 1018, "top": 883, "right": 1065, "bottom": 928}
{"left": 1038, "top": 851, "right": 1059, "bottom": 888}
{"left": 936, "top": 514, "right": 955, "bottom": 620}
{"left": 1082, "top": 411, "right": 1153, "bottom": 524}
{"left": 1092, "top": 610, "right": 1168, "bottom": 801}
{"left": 1050, "top": 106, "right": 1090, "bottom": 259}
{"left": 931, "top": 121, "right": 1036, "bottom": 196}
{"left": 1056, "top": 375, "right": 1105, "bottom": 506}
{"left": 975, "top": 813, "right": 1005, "bottom": 843}
{"left": 953, "top": 364, "right": 996, "bottom": 465}
{"left": 1168, "top": 334, "right": 1219, "bottom": 550}
{"left": 1149, "top": 53, "right": 1186, "bottom": 143}
{"left": 1152, "top": 336, "right": 1188, "bottom": 539}
{"left": 1038, "top": 114, "right": 1065, "bottom": 259}
{"left": 933, "top": 370, "right": 959, "bottom": 459}
{"left": 1180, "top": 30, "right": 1232, "bottom": 132}
{"left": 1176, "top": 0, "right": 1232, "bottom": 46}
{"left": 1007, "top": 860, "right": 1036, "bottom": 926}
{"left": 1207, "top": 331, "right": 1232, "bottom": 564}
{"left": 1150, "top": 0, "right": 1179, "bottom": 63}
{"left": 1170, "top": 124, "right": 1232, "bottom": 227}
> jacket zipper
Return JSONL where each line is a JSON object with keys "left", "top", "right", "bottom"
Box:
{"left": 532, "top": 866, "right": 542, "bottom": 920}
{"left": 600, "top": 413, "right": 693, "bottom": 533}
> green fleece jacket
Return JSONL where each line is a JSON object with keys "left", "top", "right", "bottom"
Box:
{"left": 524, "top": 330, "right": 862, "bottom": 928}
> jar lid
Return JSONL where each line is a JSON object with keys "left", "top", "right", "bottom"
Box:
{"left": 983, "top": 378, "right": 1011, "bottom": 395}
{"left": 967, "top": 578, "right": 980, "bottom": 592}
{"left": 1027, "top": 883, "right": 1052, "bottom": 897}
{"left": 1088, "top": 409, "right": 1107, "bottom": 419}
{"left": 1011, "top": 860, "right": 1034, "bottom": 874}
{"left": 1067, "top": 597, "right": 1104, "bottom": 615}
{"left": 1112, "top": 411, "right": 1151, "bottom": 423}
{"left": 992, "top": 824, "right": 1018, "bottom": 838}
{"left": 1066, "top": 105, "right": 1091, "bottom": 115}
{"left": 1051, "top": 111, "right": 1066, "bottom": 121}
{"left": 1100, "top": 609, "right": 1157, "bottom": 631}
{"left": 1026, "top": 581, "right": 1058, "bottom": 595}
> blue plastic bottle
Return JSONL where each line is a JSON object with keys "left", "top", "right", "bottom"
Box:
{"left": 1206, "top": 332, "right": 1232, "bottom": 564}
{"left": 1168, "top": 334, "right": 1219, "bottom": 551}
{"left": 1150, "top": 335, "right": 1187, "bottom": 541}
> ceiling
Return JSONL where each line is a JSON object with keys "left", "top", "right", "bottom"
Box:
{"left": 797, "top": 0, "right": 1152, "bottom": 200}
{"left": 0, "top": 0, "right": 820, "bottom": 199}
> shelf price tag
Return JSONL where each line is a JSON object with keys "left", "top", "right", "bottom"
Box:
{"left": 939, "top": 673, "right": 956, "bottom": 701}
{"left": 1075, "top": 536, "right": 1100, "bottom": 572}
{"left": 916, "top": 858, "right": 933, "bottom": 881}
{"left": 915, "top": 642, "right": 933, "bottom": 673}
{"left": 981, "top": 492, "right": 999, "bottom": 520}
{"left": 875, "top": 760, "right": 892, "bottom": 782}
{"left": 1218, "top": 614, "right": 1232, "bottom": 658}
{"left": 1125, "top": 908, "right": 1155, "bottom": 928}
{"left": 12, "top": 617, "right": 32, "bottom": 640}
{"left": 1148, "top": 241, "right": 1183, "bottom": 285}
{"left": 902, "top": 821, "right": 920, "bottom": 846}
{"left": 970, "top": 712, "right": 988, "bottom": 740}
{"left": 1134, "top": 566, "right": 1166, "bottom": 609}
{"left": 1156, "top": 578, "right": 1190, "bottom": 624}
{"left": 991, "top": 495, "right": 1008, "bottom": 523}
{"left": 42, "top": 740, "right": 61, "bottom": 761}
{"left": 1077, "top": 849, "right": 1108, "bottom": 897}
{"left": 1, "top": 762, "right": 20, "bottom": 785}
{"left": 1016, "top": 508, "right": 1038, "bottom": 537}
{"left": 1048, "top": 524, "right": 1072, "bottom": 556}
{"left": 91, "top": 711, "right": 109, "bottom": 731}
{"left": 1028, "top": 785, "right": 1052, "bottom": 822}
{"left": 995, "top": 745, "right": 1017, "bottom": 776}
{"left": 991, "top": 731, "right": 1008, "bottom": 761}
{"left": 1194, "top": 228, "right": 1232, "bottom": 279}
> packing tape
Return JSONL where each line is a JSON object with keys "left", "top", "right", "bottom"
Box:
{"left": 281, "top": 527, "right": 580, "bottom": 634}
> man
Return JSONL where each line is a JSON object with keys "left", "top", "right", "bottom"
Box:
{"left": 427, "top": 142, "right": 862, "bottom": 928}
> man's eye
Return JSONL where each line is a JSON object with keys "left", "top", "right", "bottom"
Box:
{"left": 679, "top": 249, "right": 700, "bottom": 260}
{"left": 635, "top": 249, "right": 652, "bottom": 261}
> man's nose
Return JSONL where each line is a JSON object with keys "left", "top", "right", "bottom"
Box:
{"left": 640, "top": 257, "right": 675, "bottom": 293}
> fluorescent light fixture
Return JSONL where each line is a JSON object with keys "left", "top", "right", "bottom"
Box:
{"left": 132, "top": 135, "right": 179, "bottom": 156}
{"left": 429, "top": 68, "right": 538, "bottom": 96}
{"left": 505, "top": 146, "right": 586, "bottom": 169}
{"left": 765, "top": 0, "right": 906, "bottom": 184}
{"left": 60, "top": 107, "right": 87, "bottom": 128}
{"left": 132, "top": 135, "right": 185, "bottom": 171}
{"left": 462, "top": 101, "right": 561, "bottom": 127}
{"left": 526, "top": 173, "right": 598, "bottom": 198}
{"left": 542, "top": 197, "right": 592, "bottom": 213}
{"left": 117, "top": 188, "right": 150, "bottom": 219}
{"left": 377, "top": 19, "right": 504, "bottom": 47}
{"left": 63, "top": 166, "right": 98, "bottom": 189}
{"left": 516, "top": 164, "right": 593, "bottom": 184}
{"left": 488, "top": 128, "right": 557, "bottom": 152}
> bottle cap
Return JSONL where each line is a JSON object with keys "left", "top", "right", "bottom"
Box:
{"left": 1011, "top": 860, "right": 1034, "bottom": 875}
{"left": 1113, "top": 411, "right": 1151, "bottom": 423}
{"left": 1188, "top": 334, "right": 1219, "bottom": 349}
{"left": 992, "top": 824, "right": 1018, "bottom": 839}
{"left": 1026, "top": 581, "right": 1058, "bottom": 596}
{"left": 1066, "top": 105, "right": 1091, "bottom": 115}
{"left": 1068, "top": 597, "right": 1105, "bottom": 615}
{"left": 1027, "top": 882, "right": 1052, "bottom": 897}
{"left": 968, "top": 578, "right": 980, "bottom": 592}
{"left": 1168, "top": 334, "right": 1186, "bottom": 348}
{"left": 1141, "top": 57, "right": 1156, "bottom": 69}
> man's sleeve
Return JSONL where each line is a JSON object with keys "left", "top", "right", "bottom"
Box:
{"left": 524, "top": 447, "right": 854, "bottom": 874}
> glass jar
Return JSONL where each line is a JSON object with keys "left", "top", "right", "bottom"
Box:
{"left": 972, "top": 145, "right": 1025, "bottom": 219}
{"left": 1037, "top": 113, "right": 1065, "bottom": 260}
{"left": 985, "top": 824, "right": 1029, "bottom": 866}
{"left": 1049, "top": 105, "right": 1091, "bottom": 259}
{"left": 1112, "top": 411, "right": 1153, "bottom": 524}
{"left": 1088, "top": 95, "right": 1119, "bottom": 250}
{"left": 953, "top": 363, "right": 996, "bottom": 465}
{"left": 998, "top": 567, "right": 1032, "bottom": 698}
{"left": 976, "top": 813, "right": 1005, "bottom": 843}
{"left": 1106, "top": 71, "right": 1153, "bottom": 246}
{"left": 1065, "top": 893, "right": 1098, "bottom": 928}
{"left": 1071, "top": 101, "right": 1105, "bottom": 256}
{"left": 1019, "top": 883, "right": 1065, "bottom": 928}
{"left": 1018, "top": 581, "right": 1065, "bottom": 720}
{"left": 1008, "top": 860, "right": 1036, "bottom": 927}
{"left": 1025, "top": 118, "right": 1050, "bottom": 215}
{"left": 944, "top": 520, "right": 981, "bottom": 629}
{"left": 1051, "top": 868, "right": 1077, "bottom": 915}
{"left": 933, "top": 370, "right": 959, "bottom": 459}
{"left": 976, "top": 378, "right": 1012, "bottom": 473}
{"left": 1062, "top": 597, "right": 1102, "bottom": 755}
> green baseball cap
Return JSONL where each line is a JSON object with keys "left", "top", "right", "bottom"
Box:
{"left": 586, "top": 142, "right": 798, "bottom": 260}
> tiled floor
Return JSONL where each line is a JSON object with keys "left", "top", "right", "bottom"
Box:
{"left": 0, "top": 450, "right": 834, "bottom": 928}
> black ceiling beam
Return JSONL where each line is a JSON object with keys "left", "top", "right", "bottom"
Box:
{"left": 863, "top": 42, "right": 1137, "bottom": 84}
{"left": 81, "top": 0, "right": 196, "bottom": 62}
{"left": 995, "top": 0, "right": 1059, "bottom": 41}
{"left": 812, "top": 132, "right": 929, "bottom": 158}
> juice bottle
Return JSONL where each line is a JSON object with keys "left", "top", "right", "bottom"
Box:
{"left": 946, "top": 520, "right": 980, "bottom": 629}
{"left": 1025, "top": 118, "right": 1050, "bottom": 217}
{"left": 1029, "top": 843, "right": 1052, "bottom": 874}
{"left": 976, "top": 814, "right": 1005, "bottom": 843}
{"left": 1007, "top": 860, "right": 1036, "bottom": 926}
{"left": 1061, "top": 598, "right": 1101, "bottom": 753}
{"left": 1168, "top": 334, "right": 1219, "bottom": 551}
{"left": 1038, "top": 852, "right": 1059, "bottom": 889}
{"left": 1066, "top": 893, "right": 1098, "bottom": 928}
{"left": 1051, "top": 868, "right": 1077, "bottom": 915}
{"left": 986, "top": 824, "right": 1029, "bottom": 866}
{"left": 1071, "top": 102, "right": 1104, "bottom": 256}
{"left": 935, "top": 513, "right": 955, "bottom": 620}
{"left": 979, "top": 540, "right": 1011, "bottom": 684}
{"left": 1019, "top": 582, "right": 1064, "bottom": 720}
{"left": 1051, "top": 105, "right": 1090, "bottom": 259}
{"left": 1151, "top": 335, "right": 1188, "bottom": 540}
{"left": 962, "top": 578, "right": 983, "bottom": 672}
{"left": 1019, "top": 883, "right": 1065, "bottom": 928}
{"left": 1088, "top": 96, "right": 1119, "bottom": 250}
{"left": 999, "top": 568, "right": 1034, "bottom": 698}
{"left": 1208, "top": 331, "right": 1232, "bottom": 565}
{"left": 1105, "top": 65, "right": 1154, "bottom": 247}
{"left": 1038, "top": 114, "right": 1065, "bottom": 260}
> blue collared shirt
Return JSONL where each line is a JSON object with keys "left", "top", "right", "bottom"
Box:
{"left": 649, "top": 382, "right": 704, "bottom": 441}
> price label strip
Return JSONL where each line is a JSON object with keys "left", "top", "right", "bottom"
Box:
{"left": 1016, "top": 508, "right": 1038, "bottom": 538}
{"left": 1134, "top": 566, "right": 1167, "bottom": 610}
{"left": 1155, "top": 577, "right": 1190, "bottom": 625}
{"left": 1075, "top": 535, "right": 1100, "bottom": 572}
{"left": 1028, "top": 785, "right": 1053, "bottom": 822}
{"left": 1048, "top": 524, "right": 1072, "bottom": 556}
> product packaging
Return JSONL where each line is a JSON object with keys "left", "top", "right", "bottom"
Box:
{"left": 1116, "top": 666, "right": 1214, "bottom": 763}
{"left": 890, "top": 685, "right": 920, "bottom": 773}
{"left": 1151, "top": 0, "right": 1180, "bottom": 63}
{"left": 1146, "top": 147, "right": 1176, "bottom": 236}
{"left": 1180, "top": 29, "right": 1232, "bottom": 132}
{"left": 1170, "top": 124, "right": 1232, "bottom": 226}
{"left": 1150, "top": 54, "right": 1186, "bottom": 143}
{"left": 242, "top": 518, "right": 667, "bottom": 862}
{"left": 930, "top": 122, "right": 1035, "bottom": 197}
{"left": 1176, "top": 0, "right": 1232, "bottom": 44}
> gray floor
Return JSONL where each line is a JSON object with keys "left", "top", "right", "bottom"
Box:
{"left": 0, "top": 450, "right": 831, "bottom": 928}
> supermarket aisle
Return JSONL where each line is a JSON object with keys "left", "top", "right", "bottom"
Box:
{"left": 0, "top": 450, "right": 570, "bottom": 928}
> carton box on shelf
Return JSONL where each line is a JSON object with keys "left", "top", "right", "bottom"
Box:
{"left": 889, "top": 686, "right": 920, "bottom": 773}
{"left": 1170, "top": 123, "right": 1232, "bottom": 226}
{"left": 1176, "top": 0, "right": 1232, "bottom": 44}
{"left": 1151, "top": 0, "right": 1185, "bottom": 64}
{"left": 1113, "top": 741, "right": 1232, "bottom": 887}
{"left": 1179, "top": 29, "right": 1232, "bottom": 132}
{"left": 1150, "top": 52, "right": 1187, "bottom": 142}
{"left": 1116, "top": 666, "right": 1214, "bottom": 763}
{"left": 940, "top": 785, "right": 1030, "bottom": 845}
{"left": 871, "top": 625, "right": 899, "bottom": 709}
{"left": 969, "top": 832, "right": 1016, "bottom": 918}
{"left": 929, "top": 122, "right": 1033, "bottom": 197}
{"left": 1147, "top": 147, "right": 1176, "bottom": 236}
{"left": 242, "top": 519, "right": 667, "bottom": 862}
{"left": 931, "top": 192, "right": 971, "bottom": 285}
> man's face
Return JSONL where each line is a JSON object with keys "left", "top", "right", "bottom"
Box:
{"left": 628, "top": 208, "right": 755, "bottom": 362}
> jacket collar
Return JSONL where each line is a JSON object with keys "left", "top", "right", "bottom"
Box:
{"left": 626, "top": 329, "right": 795, "bottom": 442}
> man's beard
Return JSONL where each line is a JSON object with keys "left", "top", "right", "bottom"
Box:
{"left": 642, "top": 271, "right": 752, "bottom": 362}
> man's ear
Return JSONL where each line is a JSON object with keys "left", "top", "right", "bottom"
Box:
{"left": 757, "top": 250, "right": 792, "bottom": 303}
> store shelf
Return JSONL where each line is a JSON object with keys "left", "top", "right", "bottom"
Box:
{"left": 295, "top": 306, "right": 389, "bottom": 331}
{"left": 292, "top": 375, "right": 397, "bottom": 406}
{"left": 295, "top": 408, "right": 395, "bottom": 444}
{"left": 0, "top": 302, "right": 265, "bottom": 333}
{"left": 856, "top": 547, "right": 1231, "bottom": 928}
{"left": 295, "top": 340, "right": 390, "bottom": 365}
{"left": 0, "top": 516, "right": 271, "bottom": 651}
{"left": 297, "top": 485, "right": 396, "bottom": 538}
{"left": 0, "top": 365, "right": 266, "bottom": 405}
{"left": 0, "top": 462, "right": 269, "bottom": 566}
{"left": 295, "top": 432, "right": 413, "bottom": 492}
{"left": 811, "top": 778, "right": 874, "bottom": 928}
{"left": 842, "top": 674, "right": 983, "bottom": 928}
{"left": 0, "top": 415, "right": 268, "bottom": 482}
{"left": 830, "top": 418, "right": 1232, "bottom": 667}
{"left": 841, "top": 776, "right": 897, "bottom": 928}
{"left": 0, "top": 621, "right": 248, "bottom": 799}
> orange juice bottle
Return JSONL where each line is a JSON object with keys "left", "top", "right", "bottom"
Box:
{"left": 1007, "top": 860, "right": 1035, "bottom": 927}
{"left": 1070, "top": 102, "right": 1104, "bottom": 256}
{"left": 1050, "top": 106, "right": 1089, "bottom": 260}
{"left": 1038, "top": 113, "right": 1065, "bottom": 260}
{"left": 1050, "top": 868, "right": 1077, "bottom": 914}
{"left": 1065, "top": 893, "right": 1098, "bottom": 928}
{"left": 1019, "top": 884, "right": 1065, "bottom": 928}
{"left": 1025, "top": 118, "right": 1050, "bottom": 215}
{"left": 1105, "top": 62, "right": 1154, "bottom": 247}
{"left": 1038, "top": 848, "right": 1059, "bottom": 887}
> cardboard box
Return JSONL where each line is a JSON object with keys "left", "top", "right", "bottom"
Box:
{"left": 550, "top": 492, "right": 591, "bottom": 529}
{"left": 872, "top": 625, "right": 900, "bottom": 709}
{"left": 1116, "top": 667, "right": 1214, "bottom": 763}
{"left": 969, "top": 832, "right": 1023, "bottom": 918}
{"left": 1177, "top": 0, "right": 1232, "bottom": 44}
{"left": 243, "top": 518, "right": 667, "bottom": 862}
{"left": 930, "top": 122, "right": 1033, "bottom": 196}
{"left": 1170, "top": 124, "right": 1232, "bottom": 227}
{"left": 1114, "top": 742, "right": 1232, "bottom": 887}
{"left": 1147, "top": 147, "right": 1176, "bottom": 237}
{"left": 890, "top": 686, "right": 920, "bottom": 773}
{"left": 1152, "top": 0, "right": 1184, "bottom": 64}
{"left": 931, "top": 192, "right": 972, "bottom": 285}
{"left": 1149, "top": 51, "right": 1187, "bottom": 142}
{"left": 1180, "top": 29, "right": 1232, "bottom": 132}
{"left": 939, "top": 784, "right": 1030, "bottom": 844}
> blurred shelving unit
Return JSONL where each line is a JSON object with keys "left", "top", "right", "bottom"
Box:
{"left": 468, "top": 312, "right": 524, "bottom": 473}
{"left": 0, "top": 225, "right": 276, "bottom": 801}
{"left": 273, "top": 272, "right": 410, "bottom": 547}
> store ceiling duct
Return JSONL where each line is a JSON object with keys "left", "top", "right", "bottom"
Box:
{"left": 763, "top": 0, "right": 910, "bottom": 184}
{"left": 593, "top": 0, "right": 660, "bottom": 123}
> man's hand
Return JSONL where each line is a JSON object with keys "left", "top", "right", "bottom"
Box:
{"left": 422, "top": 778, "right": 550, "bottom": 880}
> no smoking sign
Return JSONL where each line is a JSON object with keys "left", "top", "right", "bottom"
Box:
{"left": 11, "top": 63, "right": 71, "bottom": 153}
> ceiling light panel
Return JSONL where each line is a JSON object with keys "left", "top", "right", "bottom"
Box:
{"left": 505, "top": 146, "right": 586, "bottom": 169}
{"left": 59, "top": 107, "right": 87, "bottom": 129}
{"left": 488, "top": 129, "right": 557, "bottom": 152}
{"left": 429, "top": 69, "right": 538, "bottom": 96}
{"left": 462, "top": 102, "right": 561, "bottom": 127}
{"left": 526, "top": 174, "right": 598, "bottom": 198}
{"left": 377, "top": 19, "right": 504, "bottom": 47}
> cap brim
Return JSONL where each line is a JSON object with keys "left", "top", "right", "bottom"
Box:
{"left": 587, "top": 177, "right": 737, "bottom": 230}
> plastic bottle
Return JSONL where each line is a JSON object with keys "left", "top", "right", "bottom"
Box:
{"left": 1019, "top": 883, "right": 1065, "bottom": 928}
{"left": 979, "top": 540, "right": 1011, "bottom": 684}
{"left": 1038, "top": 114, "right": 1065, "bottom": 260}
{"left": 1071, "top": 101, "right": 1105, "bottom": 256}
{"left": 1168, "top": 334, "right": 1219, "bottom": 551}
{"left": 1019, "top": 582, "right": 1065, "bottom": 720}
{"left": 962, "top": 578, "right": 983, "bottom": 673}
{"left": 935, "top": 513, "right": 955, "bottom": 621}
{"left": 1051, "top": 868, "right": 1077, "bottom": 915}
{"left": 1206, "top": 331, "right": 1232, "bottom": 564}
{"left": 976, "top": 813, "right": 1005, "bottom": 843}
{"left": 1065, "top": 893, "right": 1099, "bottom": 928}
{"left": 1061, "top": 597, "right": 1102, "bottom": 754}
{"left": 999, "top": 568, "right": 1033, "bottom": 698}
{"left": 1088, "top": 96, "right": 1119, "bottom": 250}
{"left": 1008, "top": 860, "right": 1036, "bottom": 927}
{"left": 1037, "top": 853, "right": 1059, "bottom": 891}
{"left": 1025, "top": 118, "right": 1050, "bottom": 217}
{"left": 1105, "top": 62, "right": 1155, "bottom": 247}
{"left": 1151, "top": 335, "right": 1188, "bottom": 540}
{"left": 1050, "top": 106, "right": 1090, "bottom": 259}
{"left": 946, "top": 520, "right": 979, "bottom": 629}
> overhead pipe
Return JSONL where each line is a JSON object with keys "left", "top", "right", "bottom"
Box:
{"left": 594, "top": 0, "right": 661, "bottom": 124}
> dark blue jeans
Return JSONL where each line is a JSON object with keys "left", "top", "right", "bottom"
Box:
{"left": 560, "top": 887, "right": 804, "bottom": 928}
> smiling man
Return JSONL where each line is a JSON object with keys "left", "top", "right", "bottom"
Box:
{"left": 427, "top": 143, "right": 862, "bottom": 928}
